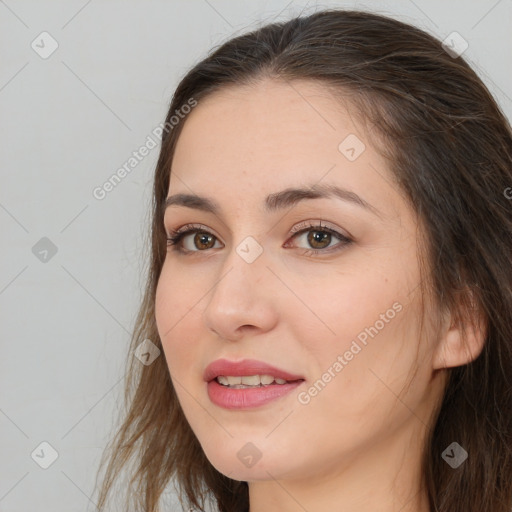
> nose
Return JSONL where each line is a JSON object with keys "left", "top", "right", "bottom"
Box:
{"left": 202, "top": 244, "right": 279, "bottom": 342}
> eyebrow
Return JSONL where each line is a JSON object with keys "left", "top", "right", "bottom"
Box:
{"left": 163, "top": 183, "right": 381, "bottom": 217}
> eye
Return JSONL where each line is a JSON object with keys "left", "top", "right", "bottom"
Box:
{"left": 285, "top": 220, "right": 352, "bottom": 256}
{"left": 165, "top": 220, "right": 352, "bottom": 256}
{"left": 166, "top": 224, "right": 222, "bottom": 254}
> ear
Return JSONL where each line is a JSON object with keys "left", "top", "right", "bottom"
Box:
{"left": 432, "top": 289, "right": 487, "bottom": 370}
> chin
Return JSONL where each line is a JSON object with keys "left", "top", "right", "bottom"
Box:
{"left": 201, "top": 439, "right": 304, "bottom": 483}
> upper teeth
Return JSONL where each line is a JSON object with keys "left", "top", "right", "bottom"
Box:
{"left": 217, "top": 375, "right": 288, "bottom": 386}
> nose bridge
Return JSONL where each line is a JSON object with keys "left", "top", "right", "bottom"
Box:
{"left": 212, "top": 233, "right": 267, "bottom": 302}
{"left": 202, "top": 232, "right": 276, "bottom": 338}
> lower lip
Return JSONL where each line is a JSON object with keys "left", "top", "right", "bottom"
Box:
{"left": 207, "top": 379, "right": 304, "bottom": 409}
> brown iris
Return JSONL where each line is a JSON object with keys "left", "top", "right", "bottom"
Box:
{"left": 194, "top": 232, "right": 216, "bottom": 250}
{"left": 307, "top": 230, "right": 331, "bottom": 249}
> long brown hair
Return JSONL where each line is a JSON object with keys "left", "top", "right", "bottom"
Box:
{"left": 94, "top": 9, "right": 512, "bottom": 512}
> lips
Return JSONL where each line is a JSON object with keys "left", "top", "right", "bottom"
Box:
{"left": 203, "top": 358, "right": 305, "bottom": 383}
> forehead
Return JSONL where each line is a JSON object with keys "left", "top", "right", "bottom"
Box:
{"left": 172, "top": 80, "right": 366, "bottom": 177}
{"left": 167, "top": 78, "right": 402, "bottom": 222}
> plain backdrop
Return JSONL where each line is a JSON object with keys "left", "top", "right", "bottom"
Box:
{"left": 1, "top": 0, "right": 511, "bottom": 511}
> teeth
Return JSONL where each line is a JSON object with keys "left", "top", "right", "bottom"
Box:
{"left": 240, "top": 375, "right": 261, "bottom": 386}
{"left": 260, "top": 375, "right": 275, "bottom": 385}
{"left": 216, "top": 374, "right": 290, "bottom": 387}
{"left": 217, "top": 376, "right": 230, "bottom": 386}
{"left": 226, "top": 376, "right": 242, "bottom": 385}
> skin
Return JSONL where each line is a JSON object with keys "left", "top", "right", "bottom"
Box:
{"left": 154, "top": 78, "right": 485, "bottom": 512}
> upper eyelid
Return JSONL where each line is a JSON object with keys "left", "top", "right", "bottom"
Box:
{"left": 166, "top": 221, "right": 345, "bottom": 236}
{"left": 289, "top": 220, "right": 349, "bottom": 237}
{"left": 167, "top": 223, "right": 220, "bottom": 240}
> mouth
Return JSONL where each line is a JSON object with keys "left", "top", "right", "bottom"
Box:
{"left": 204, "top": 358, "right": 305, "bottom": 409}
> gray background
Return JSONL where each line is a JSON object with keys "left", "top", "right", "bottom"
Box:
{"left": 1, "top": 0, "right": 511, "bottom": 511}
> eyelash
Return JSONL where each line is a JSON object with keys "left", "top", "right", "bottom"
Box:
{"left": 165, "top": 221, "right": 352, "bottom": 257}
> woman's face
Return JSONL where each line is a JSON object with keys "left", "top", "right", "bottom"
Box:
{"left": 155, "top": 79, "right": 444, "bottom": 485}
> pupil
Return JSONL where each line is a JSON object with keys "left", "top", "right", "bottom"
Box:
{"left": 196, "top": 233, "right": 214, "bottom": 249}
{"left": 308, "top": 231, "right": 330, "bottom": 248}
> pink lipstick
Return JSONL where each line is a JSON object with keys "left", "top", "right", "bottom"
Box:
{"left": 204, "top": 358, "right": 305, "bottom": 409}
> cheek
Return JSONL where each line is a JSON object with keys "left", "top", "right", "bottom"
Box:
{"left": 287, "top": 263, "right": 407, "bottom": 353}
{"left": 155, "top": 264, "right": 201, "bottom": 376}
{"left": 155, "top": 260, "right": 207, "bottom": 332}
{"left": 291, "top": 262, "right": 424, "bottom": 405}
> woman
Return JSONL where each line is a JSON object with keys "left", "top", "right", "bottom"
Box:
{"left": 94, "top": 8, "right": 512, "bottom": 512}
